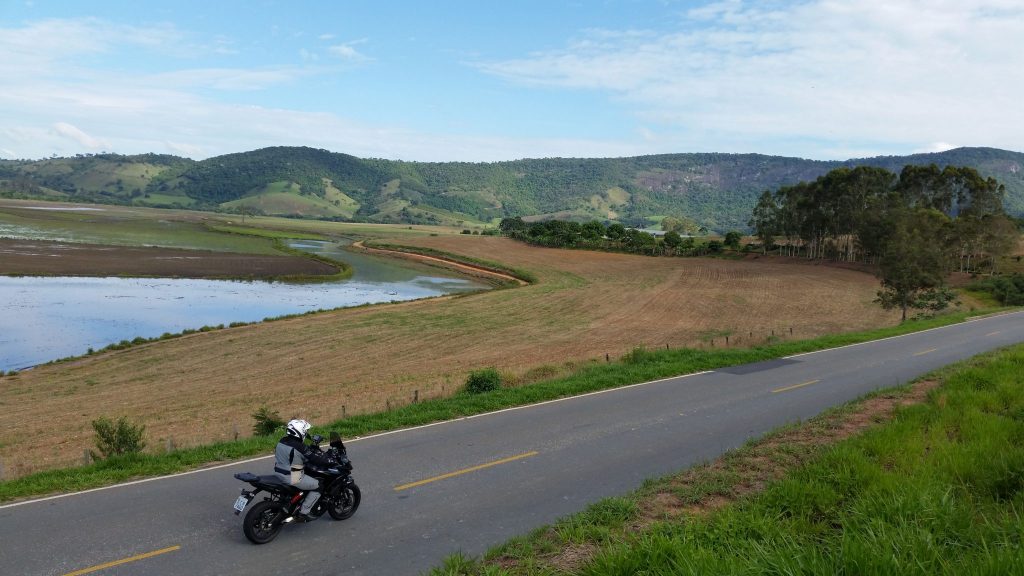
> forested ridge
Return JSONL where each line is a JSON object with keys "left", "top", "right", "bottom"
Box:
{"left": 1, "top": 146, "right": 1022, "bottom": 231}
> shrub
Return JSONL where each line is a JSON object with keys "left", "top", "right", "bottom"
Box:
{"left": 464, "top": 368, "right": 502, "bottom": 394}
{"left": 251, "top": 405, "right": 285, "bottom": 436}
{"left": 91, "top": 416, "right": 146, "bottom": 459}
{"left": 623, "top": 346, "right": 656, "bottom": 365}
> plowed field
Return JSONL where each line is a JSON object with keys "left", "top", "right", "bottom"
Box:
{"left": 0, "top": 236, "right": 899, "bottom": 474}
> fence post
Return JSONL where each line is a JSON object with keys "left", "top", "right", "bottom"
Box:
{"left": 725, "top": 336, "right": 729, "bottom": 346}
{"left": 341, "top": 405, "right": 347, "bottom": 419}
{"left": 606, "top": 353, "right": 610, "bottom": 362}
{"left": 414, "top": 390, "right": 419, "bottom": 403}
{"left": 386, "top": 399, "right": 391, "bottom": 411}
{"left": 166, "top": 437, "right": 175, "bottom": 452}
{"left": 233, "top": 424, "right": 239, "bottom": 441}
{"left": 83, "top": 449, "right": 92, "bottom": 465}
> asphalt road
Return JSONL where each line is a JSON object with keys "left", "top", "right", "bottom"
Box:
{"left": 2, "top": 311, "right": 1022, "bottom": 575}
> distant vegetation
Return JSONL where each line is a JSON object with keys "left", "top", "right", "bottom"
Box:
{"left": 498, "top": 216, "right": 738, "bottom": 256}
{"left": 2, "top": 146, "right": 1023, "bottom": 232}
{"left": 749, "top": 164, "right": 1018, "bottom": 319}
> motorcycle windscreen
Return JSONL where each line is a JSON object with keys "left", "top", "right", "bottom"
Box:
{"left": 329, "top": 431, "right": 345, "bottom": 449}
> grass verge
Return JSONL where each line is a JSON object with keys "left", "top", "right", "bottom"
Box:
{"left": 430, "top": 343, "right": 1024, "bottom": 575}
{"left": 0, "top": 308, "right": 1015, "bottom": 503}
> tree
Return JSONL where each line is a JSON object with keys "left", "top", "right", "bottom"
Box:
{"left": 663, "top": 230, "right": 683, "bottom": 249}
{"left": 748, "top": 190, "right": 778, "bottom": 254}
{"left": 724, "top": 230, "right": 742, "bottom": 250}
{"left": 979, "top": 214, "right": 1019, "bottom": 274}
{"left": 874, "top": 208, "right": 954, "bottom": 321}
{"left": 499, "top": 216, "right": 528, "bottom": 234}
{"left": 581, "top": 220, "right": 606, "bottom": 241}
{"left": 606, "top": 223, "right": 626, "bottom": 240}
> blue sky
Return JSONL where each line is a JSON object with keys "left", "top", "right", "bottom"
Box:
{"left": 1, "top": 1, "right": 1021, "bottom": 161}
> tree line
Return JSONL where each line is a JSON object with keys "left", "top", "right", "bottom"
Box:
{"left": 498, "top": 217, "right": 742, "bottom": 256}
{"left": 747, "top": 164, "right": 1020, "bottom": 319}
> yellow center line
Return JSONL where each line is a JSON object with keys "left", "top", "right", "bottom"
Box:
{"left": 986, "top": 331, "right": 1003, "bottom": 337}
{"left": 64, "top": 545, "right": 180, "bottom": 576}
{"left": 913, "top": 348, "right": 938, "bottom": 356}
{"left": 394, "top": 451, "right": 539, "bottom": 491}
{"left": 771, "top": 379, "right": 820, "bottom": 394}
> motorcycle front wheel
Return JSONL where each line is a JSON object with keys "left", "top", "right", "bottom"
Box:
{"left": 327, "top": 482, "right": 361, "bottom": 520}
{"left": 242, "top": 500, "right": 285, "bottom": 544}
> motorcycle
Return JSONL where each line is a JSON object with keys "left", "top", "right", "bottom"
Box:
{"left": 232, "top": 431, "right": 361, "bottom": 544}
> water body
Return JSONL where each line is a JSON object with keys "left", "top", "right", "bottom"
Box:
{"left": 0, "top": 240, "right": 488, "bottom": 371}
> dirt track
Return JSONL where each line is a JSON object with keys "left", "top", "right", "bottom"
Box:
{"left": 0, "top": 238, "right": 337, "bottom": 278}
{"left": 0, "top": 236, "right": 900, "bottom": 475}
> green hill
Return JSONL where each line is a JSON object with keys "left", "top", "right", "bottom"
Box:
{"left": 2, "top": 146, "right": 1022, "bottom": 232}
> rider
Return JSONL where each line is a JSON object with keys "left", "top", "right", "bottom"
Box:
{"left": 274, "top": 418, "right": 330, "bottom": 522}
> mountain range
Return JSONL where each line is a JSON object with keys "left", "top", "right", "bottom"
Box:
{"left": 1, "top": 146, "right": 1021, "bottom": 232}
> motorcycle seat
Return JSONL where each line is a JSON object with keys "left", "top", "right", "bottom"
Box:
{"left": 234, "top": 472, "right": 297, "bottom": 490}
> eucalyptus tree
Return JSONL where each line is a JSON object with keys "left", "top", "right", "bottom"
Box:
{"left": 748, "top": 189, "right": 778, "bottom": 254}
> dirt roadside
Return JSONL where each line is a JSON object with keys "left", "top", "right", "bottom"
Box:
{"left": 351, "top": 240, "right": 528, "bottom": 285}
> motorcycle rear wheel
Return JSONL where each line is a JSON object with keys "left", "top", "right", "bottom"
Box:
{"left": 243, "top": 500, "right": 285, "bottom": 544}
{"left": 327, "top": 483, "right": 361, "bottom": 520}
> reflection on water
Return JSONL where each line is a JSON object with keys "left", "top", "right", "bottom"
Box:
{"left": 0, "top": 240, "right": 488, "bottom": 371}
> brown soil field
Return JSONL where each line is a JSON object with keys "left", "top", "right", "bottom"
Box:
{"left": 0, "top": 238, "right": 337, "bottom": 278}
{"left": 0, "top": 236, "right": 899, "bottom": 475}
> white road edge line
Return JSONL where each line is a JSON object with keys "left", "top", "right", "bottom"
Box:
{"left": 782, "top": 310, "right": 1023, "bottom": 360}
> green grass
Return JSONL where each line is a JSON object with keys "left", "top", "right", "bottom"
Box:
{"left": 431, "top": 343, "right": 1024, "bottom": 576}
{"left": 0, "top": 308, "right": 1014, "bottom": 503}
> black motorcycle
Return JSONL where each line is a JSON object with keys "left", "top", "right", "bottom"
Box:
{"left": 232, "top": 431, "right": 361, "bottom": 544}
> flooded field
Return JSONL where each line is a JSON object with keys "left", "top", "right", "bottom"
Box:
{"left": 0, "top": 240, "right": 488, "bottom": 371}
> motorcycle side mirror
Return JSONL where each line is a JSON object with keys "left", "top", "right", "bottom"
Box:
{"left": 311, "top": 434, "right": 324, "bottom": 445}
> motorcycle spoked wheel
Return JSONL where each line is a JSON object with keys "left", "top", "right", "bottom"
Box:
{"left": 327, "top": 482, "right": 361, "bottom": 520}
{"left": 242, "top": 500, "right": 286, "bottom": 544}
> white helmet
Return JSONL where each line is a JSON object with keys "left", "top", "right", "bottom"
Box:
{"left": 286, "top": 419, "right": 311, "bottom": 440}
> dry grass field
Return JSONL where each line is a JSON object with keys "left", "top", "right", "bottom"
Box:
{"left": 0, "top": 236, "right": 900, "bottom": 475}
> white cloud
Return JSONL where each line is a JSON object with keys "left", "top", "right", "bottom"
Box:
{"left": 327, "top": 39, "right": 370, "bottom": 62}
{"left": 52, "top": 122, "right": 109, "bottom": 150}
{"left": 477, "top": 0, "right": 1024, "bottom": 158}
{"left": 913, "top": 141, "right": 959, "bottom": 154}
